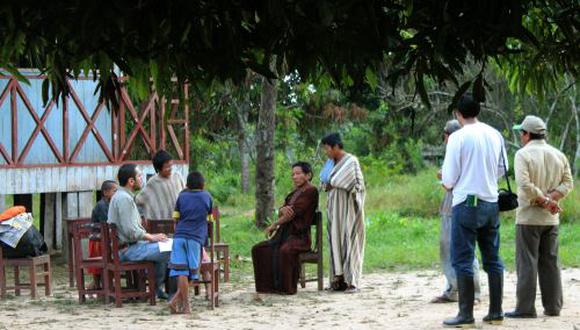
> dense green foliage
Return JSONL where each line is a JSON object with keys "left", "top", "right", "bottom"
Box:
{"left": 0, "top": 1, "right": 577, "bottom": 106}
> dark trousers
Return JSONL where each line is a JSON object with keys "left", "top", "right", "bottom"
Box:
{"left": 451, "top": 200, "right": 504, "bottom": 277}
{"left": 515, "top": 224, "right": 562, "bottom": 314}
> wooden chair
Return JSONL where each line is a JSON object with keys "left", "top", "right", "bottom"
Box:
{"left": 0, "top": 245, "right": 52, "bottom": 299}
{"left": 212, "top": 207, "right": 230, "bottom": 282}
{"left": 66, "top": 217, "right": 91, "bottom": 287}
{"left": 71, "top": 222, "right": 109, "bottom": 303}
{"left": 67, "top": 217, "right": 91, "bottom": 287}
{"left": 191, "top": 220, "right": 219, "bottom": 309}
{"left": 298, "top": 211, "right": 324, "bottom": 290}
{"left": 104, "top": 223, "right": 156, "bottom": 307}
{"left": 145, "top": 218, "right": 175, "bottom": 235}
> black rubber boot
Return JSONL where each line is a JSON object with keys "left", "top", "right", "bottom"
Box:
{"left": 483, "top": 272, "right": 504, "bottom": 325}
{"left": 443, "top": 275, "right": 475, "bottom": 328}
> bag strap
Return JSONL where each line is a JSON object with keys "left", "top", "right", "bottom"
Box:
{"left": 500, "top": 145, "right": 513, "bottom": 193}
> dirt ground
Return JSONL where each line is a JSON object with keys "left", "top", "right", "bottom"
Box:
{"left": 0, "top": 265, "right": 578, "bottom": 330}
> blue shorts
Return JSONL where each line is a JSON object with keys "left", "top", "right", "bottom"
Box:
{"left": 168, "top": 238, "right": 201, "bottom": 280}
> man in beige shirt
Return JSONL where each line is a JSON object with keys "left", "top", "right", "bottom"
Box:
{"left": 506, "top": 115, "right": 574, "bottom": 319}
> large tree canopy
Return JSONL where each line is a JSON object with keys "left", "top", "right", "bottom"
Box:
{"left": 0, "top": 0, "right": 577, "bottom": 104}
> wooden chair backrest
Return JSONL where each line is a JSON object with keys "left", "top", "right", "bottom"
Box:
{"left": 145, "top": 218, "right": 175, "bottom": 235}
{"left": 66, "top": 218, "right": 91, "bottom": 234}
{"left": 311, "top": 211, "right": 323, "bottom": 254}
{"left": 103, "top": 223, "right": 123, "bottom": 268}
{"left": 206, "top": 220, "right": 215, "bottom": 263}
{"left": 211, "top": 206, "right": 221, "bottom": 242}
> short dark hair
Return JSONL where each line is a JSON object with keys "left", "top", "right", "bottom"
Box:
{"left": 100, "top": 180, "right": 117, "bottom": 192}
{"left": 456, "top": 93, "right": 480, "bottom": 119}
{"left": 186, "top": 171, "right": 205, "bottom": 190}
{"left": 152, "top": 150, "right": 172, "bottom": 173}
{"left": 522, "top": 130, "right": 545, "bottom": 141}
{"left": 118, "top": 164, "right": 138, "bottom": 186}
{"left": 321, "top": 133, "right": 343, "bottom": 149}
{"left": 292, "top": 161, "right": 313, "bottom": 181}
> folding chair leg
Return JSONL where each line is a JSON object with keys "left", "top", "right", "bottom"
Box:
{"left": 14, "top": 266, "right": 20, "bottom": 296}
{"left": 103, "top": 270, "right": 110, "bottom": 304}
{"left": 300, "top": 263, "right": 306, "bottom": 288}
{"left": 0, "top": 265, "right": 6, "bottom": 299}
{"left": 29, "top": 264, "right": 37, "bottom": 299}
{"left": 317, "top": 259, "right": 324, "bottom": 291}
{"left": 209, "top": 279, "right": 215, "bottom": 310}
{"left": 114, "top": 271, "right": 123, "bottom": 307}
{"left": 223, "top": 248, "right": 230, "bottom": 283}
{"left": 77, "top": 266, "right": 86, "bottom": 303}
{"left": 214, "top": 268, "right": 220, "bottom": 307}
{"left": 148, "top": 267, "right": 156, "bottom": 306}
{"left": 44, "top": 262, "right": 51, "bottom": 296}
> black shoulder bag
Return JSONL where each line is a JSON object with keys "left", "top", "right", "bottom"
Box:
{"left": 498, "top": 147, "right": 518, "bottom": 212}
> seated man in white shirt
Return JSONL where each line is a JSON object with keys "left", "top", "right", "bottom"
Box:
{"left": 441, "top": 93, "right": 507, "bottom": 328}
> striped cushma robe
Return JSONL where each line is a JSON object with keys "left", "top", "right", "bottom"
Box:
{"left": 135, "top": 172, "right": 185, "bottom": 220}
{"left": 327, "top": 153, "right": 366, "bottom": 288}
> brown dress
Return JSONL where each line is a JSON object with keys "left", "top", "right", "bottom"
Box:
{"left": 252, "top": 183, "right": 319, "bottom": 294}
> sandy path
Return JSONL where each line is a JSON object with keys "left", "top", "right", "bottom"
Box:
{"left": 0, "top": 266, "right": 578, "bottom": 330}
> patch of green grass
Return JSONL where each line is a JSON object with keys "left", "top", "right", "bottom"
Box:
{"left": 219, "top": 166, "right": 580, "bottom": 277}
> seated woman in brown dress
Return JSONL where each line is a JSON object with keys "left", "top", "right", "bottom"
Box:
{"left": 252, "top": 161, "right": 319, "bottom": 294}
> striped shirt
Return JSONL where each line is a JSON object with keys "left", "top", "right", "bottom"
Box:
{"left": 135, "top": 172, "right": 185, "bottom": 220}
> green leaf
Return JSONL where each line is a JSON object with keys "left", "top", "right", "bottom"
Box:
{"left": 5, "top": 64, "right": 28, "bottom": 84}
{"left": 365, "top": 67, "right": 379, "bottom": 91}
{"left": 416, "top": 76, "right": 430, "bottom": 110}
{"left": 41, "top": 79, "right": 50, "bottom": 107}
{"left": 472, "top": 74, "right": 485, "bottom": 102}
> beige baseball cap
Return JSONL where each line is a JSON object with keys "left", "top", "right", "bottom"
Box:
{"left": 513, "top": 115, "right": 546, "bottom": 135}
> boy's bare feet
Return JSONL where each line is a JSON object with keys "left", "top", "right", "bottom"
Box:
{"left": 168, "top": 296, "right": 180, "bottom": 314}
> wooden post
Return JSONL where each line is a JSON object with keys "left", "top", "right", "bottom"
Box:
{"left": 42, "top": 193, "right": 56, "bottom": 253}
{"left": 78, "top": 191, "right": 94, "bottom": 217}
{"left": 61, "top": 192, "right": 77, "bottom": 261}
{"left": 0, "top": 195, "right": 5, "bottom": 213}
{"left": 55, "top": 192, "right": 63, "bottom": 250}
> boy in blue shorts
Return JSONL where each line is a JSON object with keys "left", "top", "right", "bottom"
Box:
{"left": 168, "top": 171, "right": 213, "bottom": 314}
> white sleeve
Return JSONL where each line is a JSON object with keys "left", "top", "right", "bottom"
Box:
{"left": 498, "top": 137, "right": 508, "bottom": 180}
{"left": 442, "top": 134, "right": 461, "bottom": 189}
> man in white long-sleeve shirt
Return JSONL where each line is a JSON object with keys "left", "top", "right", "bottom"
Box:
{"left": 441, "top": 93, "right": 507, "bottom": 328}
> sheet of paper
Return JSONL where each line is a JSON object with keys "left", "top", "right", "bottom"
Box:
{"left": 158, "top": 238, "right": 173, "bottom": 252}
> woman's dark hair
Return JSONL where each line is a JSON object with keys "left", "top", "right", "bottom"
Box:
{"left": 456, "top": 93, "right": 480, "bottom": 119}
{"left": 152, "top": 150, "right": 172, "bottom": 173}
{"left": 292, "top": 161, "right": 313, "bottom": 181}
{"left": 321, "top": 133, "right": 343, "bottom": 149}
{"left": 118, "top": 164, "right": 138, "bottom": 186}
{"left": 186, "top": 171, "right": 205, "bottom": 190}
{"left": 522, "top": 130, "right": 546, "bottom": 141}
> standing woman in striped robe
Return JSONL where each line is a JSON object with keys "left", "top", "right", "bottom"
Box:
{"left": 321, "top": 133, "right": 366, "bottom": 293}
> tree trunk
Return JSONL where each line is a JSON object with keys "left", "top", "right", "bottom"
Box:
{"left": 237, "top": 101, "right": 250, "bottom": 193}
{"left": 255, "top": 73, "right": 277, "bottom": 228}
{"left": 570, "top": 91, "right": 579, "bottom": 177}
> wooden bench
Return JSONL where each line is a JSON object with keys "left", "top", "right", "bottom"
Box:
{"left": 0, "top": 246, "right": 52, "bottom": 299}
